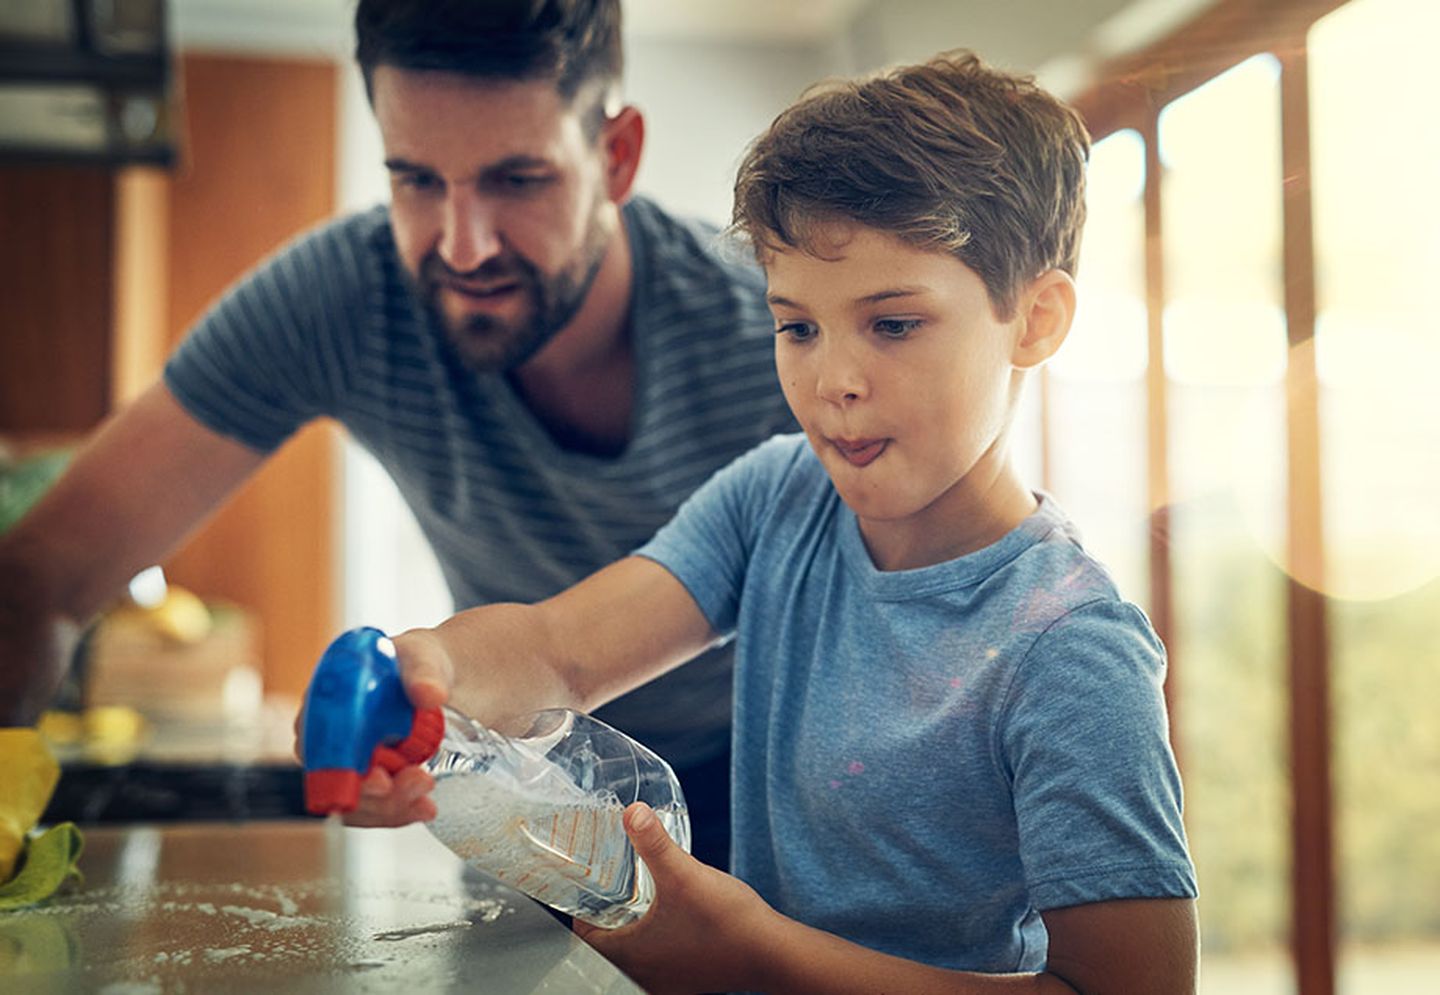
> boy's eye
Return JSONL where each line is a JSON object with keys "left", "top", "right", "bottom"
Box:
{"left": 874, "top": 318, "right": 922, "bottom": 338}
{"left": 776, "top": 321, "right": 817, "bottom": 342}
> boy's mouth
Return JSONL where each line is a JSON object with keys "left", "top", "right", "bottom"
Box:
{"left": 831, "top": 437, "right": 889, "bottom": 467}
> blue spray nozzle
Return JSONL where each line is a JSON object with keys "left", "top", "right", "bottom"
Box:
{"left": 301, "top": 626, "right": 442, "bottom": 814}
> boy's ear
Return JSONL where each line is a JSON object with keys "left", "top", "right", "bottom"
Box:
{"left": 601, "top": 105, "right": 645, "bottom": 204}
{"left": 1012, "top": 269, "right": 1076, "bottom": 369}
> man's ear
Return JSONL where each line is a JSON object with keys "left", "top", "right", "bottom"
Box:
{"left": 1012, "top": 269, "right": 1076, "bottom": 369}
{"left": 602, "top": 105, "right": 645, "bottom": 203}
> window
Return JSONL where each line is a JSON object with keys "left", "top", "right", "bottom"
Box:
{"left": 1064, "top": 0, "right": 1440, "bottom": 990}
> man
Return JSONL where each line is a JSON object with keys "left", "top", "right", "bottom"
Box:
{"left": 0, "top": 0, "right": 793, "bottom": 870}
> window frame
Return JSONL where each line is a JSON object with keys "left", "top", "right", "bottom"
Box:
{"left": 1067, "top": 2, "right": 1352, "bottom": 992}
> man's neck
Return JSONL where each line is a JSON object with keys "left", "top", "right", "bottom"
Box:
{"left": 510, "top": 209, "right": 636, "bottom": 456}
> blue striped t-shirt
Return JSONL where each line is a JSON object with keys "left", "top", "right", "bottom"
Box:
{"left": 164, "top": 196, "right": 796, "bottom": 766}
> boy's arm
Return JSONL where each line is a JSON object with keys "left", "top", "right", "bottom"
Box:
{"left": 0, "top": 382, "right": 266, "bottom": 724}
{"left": 579, "top": 804, "right": 1199, "bottom": 995}
{"left": 391, "top": 555, "right": 720, "bottom": 737}
{"left": 346, "top": 557, "right": 719, "bottom": 827}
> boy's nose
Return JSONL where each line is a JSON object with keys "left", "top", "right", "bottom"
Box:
{"left": 438, "top": 195, "right": 503, "bottom": 273}
{"left": 814, "top": 344, "right": 869, "bottom": 405}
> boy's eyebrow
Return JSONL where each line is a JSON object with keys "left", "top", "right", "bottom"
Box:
{"left": 766, "top": 287, "right": 929, "bottom": 309}
{"left": 857, "top": 286, "right": 929, "bottom": 305}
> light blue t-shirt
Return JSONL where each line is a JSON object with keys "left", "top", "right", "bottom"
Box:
{"left": 637, "top": 434, "right": 1197, "bottom": 973}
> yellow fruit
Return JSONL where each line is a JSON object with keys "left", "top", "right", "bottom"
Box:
{"left": 0, "top": 729, "right": 59, "bottom": 881}
{"left": 146, "top": 586, "right": 213, "bottom": 642}
{"left": 36, "top": 710, "right": 83, "bottom": 746}
{"left": 106, "top": 585, "right": 212, "bottom": 643}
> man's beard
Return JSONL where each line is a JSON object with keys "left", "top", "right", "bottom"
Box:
{"left": 413, "top": 210, "right": 612, "bottom": 374}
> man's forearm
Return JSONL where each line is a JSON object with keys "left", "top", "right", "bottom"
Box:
{"left": 0, "top": 544, "right": 82, "bottom": 725}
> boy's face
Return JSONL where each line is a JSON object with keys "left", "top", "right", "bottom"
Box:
{"left": 766, "top": 224, "right": 1031, "bottom": 559}
{"left": 372, "top": 65, "right": 620, "bottom": 372}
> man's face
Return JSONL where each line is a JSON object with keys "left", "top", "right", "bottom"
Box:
{"left": 372, "top": 65, "right": 617, "bottom": 372}
{"left": 766, "top": 224, "right": 1021, "bottom": 533}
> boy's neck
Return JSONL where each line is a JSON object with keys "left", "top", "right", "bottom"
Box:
{"left": 856, "top": 456, "right": 1038, "bottom": 572}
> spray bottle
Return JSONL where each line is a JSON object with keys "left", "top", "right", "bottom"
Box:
{"left": 301, "top": 627, "right": 690, "bottom": 928}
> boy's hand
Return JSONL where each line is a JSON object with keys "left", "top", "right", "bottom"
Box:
{"left": 574, "top": 802, "right": 780, "bottom": 995}
{"left": 344, "top": 763, "right": 438, "bottom": 826}
{"left": 291, "top": 627, "right": 455, "bottom": 827}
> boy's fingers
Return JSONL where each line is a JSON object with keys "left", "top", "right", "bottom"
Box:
{"left": 358, "top": 766, "right": 394, "bottom": 797}
{"left": 624, "top": 802, "right": 683, "bottom": 873}
{"left": 396, "top": 633, "right": 453, "bottom": 711}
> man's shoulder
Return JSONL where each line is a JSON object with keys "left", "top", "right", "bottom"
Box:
{"left": 625, "top": 195, "right": 767, "bottom": 302}
{"left": 299, "top": 204, "right": 395, "bottom": 257}
{"left": 238, "top": 204, "right": 395, "bottom": 289}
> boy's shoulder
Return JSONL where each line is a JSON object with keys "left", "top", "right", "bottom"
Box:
{"left": 998, "top": 497, "right": 1149, "bottom": 639}
{"left": 720, "top": 433, "right": 821, "bottom": 495}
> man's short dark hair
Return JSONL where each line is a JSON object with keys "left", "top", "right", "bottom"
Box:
{"left": 355, "top": 0, "right": 623, "bottom": 108}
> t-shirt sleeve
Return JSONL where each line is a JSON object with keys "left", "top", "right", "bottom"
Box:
{"left": 1000, "top": 599, "right": 1198, "bottom": 910}
{"left": 163, "top": 218, "right": 368, "bottom": 453}
{"left": 633, "top": 434, "right": 799, "bottom": 637}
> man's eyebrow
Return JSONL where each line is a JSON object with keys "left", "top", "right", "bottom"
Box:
{"left": 383, "top": 155, "right": 555, "bottom": 174}
{"left": 483, "top": 154, "right": 554, "bottom": 172}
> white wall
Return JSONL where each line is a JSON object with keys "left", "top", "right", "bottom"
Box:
{"left": 624, "top": 35, "right": 834, "bottom": 225}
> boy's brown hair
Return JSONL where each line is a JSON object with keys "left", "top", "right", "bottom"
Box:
{"left": 732, "top": 51, "right": 1090, "bottom": 319}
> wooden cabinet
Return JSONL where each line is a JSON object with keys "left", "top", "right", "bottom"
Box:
{"left": 0, "top": 52, "right": 342, "bottom": 701}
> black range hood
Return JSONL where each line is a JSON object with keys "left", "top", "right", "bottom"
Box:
{"left": 0, "top": 0, "right": 177, "bottom": 166}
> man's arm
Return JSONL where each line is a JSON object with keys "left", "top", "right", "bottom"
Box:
{"left": 579, "top": 805, "right": 1199, "bottom": 995}
{"left": 0, "top": 381, "right": 266, "bottom": 724}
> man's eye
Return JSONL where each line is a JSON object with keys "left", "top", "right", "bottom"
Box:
{"left": 397, "top": 173, "right": 441, "bottom": 192}
{"left": 502, "top": 173, "right": 552, "bottom": 190}
{"left": 874, "top": 318, "right": 922, "bottom": 338}
{"left": 776, "top": 322, "right": 817, "bottom": 341}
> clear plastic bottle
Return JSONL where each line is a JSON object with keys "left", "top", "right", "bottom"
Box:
{"left": 423, "top": 706, "right": 691, "bottom": 928}
{"left": 300, "top": 626, "right": 690, "bottom": 929}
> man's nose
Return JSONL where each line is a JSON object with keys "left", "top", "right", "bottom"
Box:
{"left": 438, "top": 194, "right": 503, "bottom": 273}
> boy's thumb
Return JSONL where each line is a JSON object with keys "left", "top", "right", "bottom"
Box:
{"left": 624, "top": 802, "right": 680, "bottom": 871}
{"left": 396, "top": 634, "right": 453, "bottom": 711}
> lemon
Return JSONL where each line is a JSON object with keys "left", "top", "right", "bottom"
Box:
{"left": 0, "top": 729, "right": 59, "bottom": 882}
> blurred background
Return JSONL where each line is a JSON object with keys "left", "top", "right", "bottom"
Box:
{"left": 2, "top": 1, "right": 1437, "bottom": 992}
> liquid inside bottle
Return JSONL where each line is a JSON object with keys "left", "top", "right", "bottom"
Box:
{"left": 423, "top": 706, "right": 690, "bottom": 928}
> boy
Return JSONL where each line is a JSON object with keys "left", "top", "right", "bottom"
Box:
{"left": 349, "top": 52, "right": 1199, "bottom": 993}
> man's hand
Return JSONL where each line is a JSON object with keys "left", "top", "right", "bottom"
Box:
{"left": 574, "top": 802, "right": 781, "bottom": 995}
{"left": 0, "top": 557, "right": 80, "bottom": 726}
{"left": 1, "top": 382, "right": 268, "bottom": 726}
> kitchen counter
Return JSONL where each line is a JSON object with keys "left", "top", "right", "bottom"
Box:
{"left": 1, "top": 819, "right": 642, "bottom": 993}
